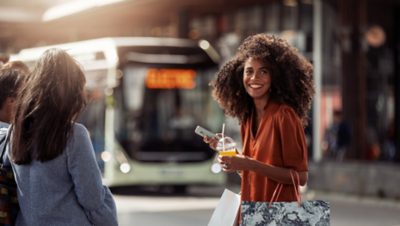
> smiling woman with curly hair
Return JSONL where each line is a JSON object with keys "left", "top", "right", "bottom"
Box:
{"left": 212, "top": 34, "right": 314, "bottom": 125}
{"left": 204, "top": 33, "right": 314, "bottom": 211}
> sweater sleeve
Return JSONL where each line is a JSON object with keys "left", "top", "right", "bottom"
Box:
{"left": 277, "top": 106, "right": 308, "bottom": 172}
{"left": 66, "top": 123, "right": 118, "bottom": 226}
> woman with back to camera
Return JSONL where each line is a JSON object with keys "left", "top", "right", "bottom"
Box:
{"left": 9, "top": 48, "right": 118, "bottom": 226}
{"left": 205, "top": 33, "right": 314, "bottom": 209}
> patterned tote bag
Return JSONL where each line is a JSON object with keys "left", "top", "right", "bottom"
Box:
{"left": 240, "top": 170, "right": 330, "bottom": 226}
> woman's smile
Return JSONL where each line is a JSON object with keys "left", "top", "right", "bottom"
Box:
{"left": 249, "top": 83, "right": 263, "bottom": 89}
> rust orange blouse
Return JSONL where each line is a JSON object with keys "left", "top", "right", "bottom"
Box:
{"left": 240, "top": 101, "right": 308, "bottom": 202}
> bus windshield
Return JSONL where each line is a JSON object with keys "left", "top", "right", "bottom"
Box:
{"left": 115, "top": 65, "right": 223, "bottom": 163}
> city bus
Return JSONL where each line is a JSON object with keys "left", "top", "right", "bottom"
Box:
{"left": 11, "top": 37, "right": 226, "bottom": 191}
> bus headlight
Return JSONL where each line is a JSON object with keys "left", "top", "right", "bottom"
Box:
{"left": 211, "top": 163, "right": 222, "bottom": 174}
{"left": 199, "top": 40, "right": 210, "bottom": 49}
{"left": 101, "top": 151, "right": 112, "bottom": 162}
{"left": 120, "top": 163, "right": 131, "bottom": 174}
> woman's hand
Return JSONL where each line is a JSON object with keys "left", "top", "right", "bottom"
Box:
{"left": 203, "top": 133, "right": 223, "bottom": 150}
{"left": 218, "top": 154, "right": 250, "bottom": 173}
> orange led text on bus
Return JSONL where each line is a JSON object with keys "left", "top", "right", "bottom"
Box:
{"left": 145, "top": 68, "right": 196, "bottom": 89}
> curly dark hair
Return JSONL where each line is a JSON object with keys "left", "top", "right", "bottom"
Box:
{"left": 211, "top": 33, "right": 314, "bottom": 126}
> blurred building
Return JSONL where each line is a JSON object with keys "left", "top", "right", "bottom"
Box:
{"left": 0, "top": 0, "right": 399, "bottom": 162}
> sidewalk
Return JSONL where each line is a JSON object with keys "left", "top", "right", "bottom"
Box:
{"left": 308, "top": 161, "right": 400, "bottom": 201}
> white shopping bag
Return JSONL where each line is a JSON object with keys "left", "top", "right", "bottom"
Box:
{"left": 208, "top": 189, "right": 241, "bottom": 226}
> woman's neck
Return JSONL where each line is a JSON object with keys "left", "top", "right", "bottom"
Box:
{"left": 253, "top": 97, "right": 269, "bottom": 118}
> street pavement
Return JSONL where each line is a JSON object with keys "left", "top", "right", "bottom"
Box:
{"left": 113, "top": 186, "right": 400, "bottom": 226}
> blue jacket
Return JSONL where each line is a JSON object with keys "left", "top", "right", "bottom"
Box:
{"left": 9, "top": 123, "right": 118, "bottom": 226}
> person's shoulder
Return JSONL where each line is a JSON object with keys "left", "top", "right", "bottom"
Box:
{"left": 73, "top": 122, "right": 88, "bottom": 131}
{"left": 274, "top": 103, "right": 300, "bottom": 122}
{"left": 72, "top": 123, "right": 90, "bottom": 137}
{"left": 67, "top": 123, "right": 91, "bottom": 151}
{"left": 278, "top": 104, "right": 296, "bottom": 114}
{"left": 269, "top": 102, "right": 294, "bottom": 116}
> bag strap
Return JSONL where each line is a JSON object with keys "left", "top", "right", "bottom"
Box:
{"left": 0, "top": 126, "right": 12, "bottom": 165}
{"left": 269, "top": 169, "right": 301, "bottom": 207}
{"left": 269, "top": 183, "right": 283, "bottom": 207}
{"left": 289, "top": 170, "right": 301, "bottom": 204}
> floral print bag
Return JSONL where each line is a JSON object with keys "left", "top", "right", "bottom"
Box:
{"left": 240, "top": 170, "right": 330, "bottom": 226}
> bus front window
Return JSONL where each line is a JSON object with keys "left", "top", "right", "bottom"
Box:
{"left": 118, "top": 65, "right": 223, "bottom": 163}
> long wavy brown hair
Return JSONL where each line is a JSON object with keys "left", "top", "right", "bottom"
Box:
{"left": 212, "top": 33, "right": 314, "bottom": 126}
{"left": 11, "top": 48, "right": 86, "bottom": 164}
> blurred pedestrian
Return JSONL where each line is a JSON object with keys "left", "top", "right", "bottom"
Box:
{"left": 204, "top": 34, "right": 314, "bottom": 210}
{"left": 0, "top": 61, "right": 29, "bottom": 128}
{"left": 381, "top": 118, "right": 396, "bottom": 161}
{"left": 8, "top": 49, "right": 118, "bottom": 226}
{"left": 323, "top": 109, "right": 351, "bottom": 161}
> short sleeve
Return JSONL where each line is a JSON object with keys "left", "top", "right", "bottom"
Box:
{"left": 277, "top": 106, "right": 308, "bottom": 172}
